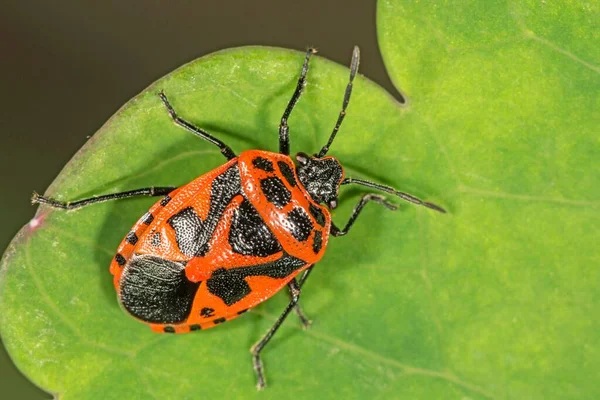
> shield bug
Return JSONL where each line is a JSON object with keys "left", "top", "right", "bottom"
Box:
{"left": 33, "top": 46, "right": 445, "bottom": 389}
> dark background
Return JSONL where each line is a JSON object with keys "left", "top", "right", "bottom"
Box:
{"left": 1, "top": 1, "right": 400, "bottom": 398}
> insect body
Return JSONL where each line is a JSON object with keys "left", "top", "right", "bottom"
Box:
{"left": 109, "top": 149, "right": 332, "bottom": 333}
{"left": 32, "top": 46, "right": 445, "bottom": 389}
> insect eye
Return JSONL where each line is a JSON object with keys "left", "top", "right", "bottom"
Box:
{"left": 295, "top": 152, "right": 309, "bottom": 166}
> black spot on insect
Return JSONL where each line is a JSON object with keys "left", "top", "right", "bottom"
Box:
{"left": 237, "top": 309, "right": 248, "bottom": 315}
{"left": 168, "top": 207, "right": 206, "bottom": 257}
{"left": 206, "top": 254, "right": 305, "bottom": 306}
{"left": 229, "top": 199, "right": 282, "bottom": 257}
{"left": 160, "top": 195, "right": 172, "bottom": 206}
{"left": 200, "top": 307, "right": 215, "bottom": 318}
{"left": 213, "top": 317, "right": 227, "bottom": 325}
{"left": 312, "top": 230, "right": 323, "bottom": 254}
{"left": 151, "top": 232, "right": 161, "bottom": 247}
{"left": 277, "top": 161, "right": 297, "bottom": 187}
{"left": 309, "top": 203, "right": 326, "bottom": 227}
{"left": 119, "top": 255, "right": 201, "bottom": 324}
{"left": 142, "top": 212, "right": 154, "bottom": 225}
{"left": 168, "top": 165, "right": 241, "bottom": 257}
{"left": 252, "top": 157, "right": 274, "bottom": 172}
{"left": 115, "top": 253, "right": 126, "bottom": 266}
{"left": 206, "top": 268, "right": 252, "bottom": 306}
{"left": 260, "top": 177, "right": 291, "bottom": 208}
{"left": 286, "top": 207, "right": 313, "bottom": 242}
{"left": 126, "top": 232, "right": 138, "bottom": 245}
{"left": 190, "top": 324, "right": 202, "bottom": 331}
{"left": 164, "top": 326, "right": 175, "bottom": 333}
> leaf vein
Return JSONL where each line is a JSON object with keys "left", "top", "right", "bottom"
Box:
{"left": 24, "top": 239, "right": 131, "bottom": 358}
{"left": 509, "top": 2, "right": 600, "bottom": 74}
{"left": 459, "top": 185, "right": 600, "bottom": 208}
{"left": 252, "top": 308, "right": 496, "bottom": 399}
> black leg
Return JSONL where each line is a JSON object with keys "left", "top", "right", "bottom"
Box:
{"left": 251, "top": 277, "right": 307, "bottom": 390}
{"left": 279, "top": 48, "right": 317, "bottom": 155}
{"left": 296, "top": 265, "right": 314, "bottom": 289}
{"left": 31, "top": 186, "right": 176, "bottom": 210}
{"left": 158, "top": 91, "right": 236, "bottom": 160}
{"left": 331, "top": 193, "right": 397, "bottom": 237}
{"left": 291, "top": 266, "right": 314, "bottom": 328}
{"left": 317, "top": 46, "right": 360, "bottom": 158}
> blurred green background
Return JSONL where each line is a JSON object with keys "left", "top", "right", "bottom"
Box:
{"left": 0, "top": 1, "right": 396, "bottom": 398}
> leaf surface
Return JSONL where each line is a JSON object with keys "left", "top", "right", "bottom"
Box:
{"left": 2, "top": 0, "right": 599, "bottom": 397}
{"left": 1, "top": 46, "right": 452, "bottom": 399}
{"left": 377, "top": 0, "right": 600, "bottom": 398}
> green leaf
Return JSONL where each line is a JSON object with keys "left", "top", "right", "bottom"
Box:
{"left": 376, "top": 0, "right": 600, "bottom": 399}
{"left": 0, "top": 46, "right": 449, "bottom": 399}
{"left": 1, "top": 0, "right": 599, "bottom": 396}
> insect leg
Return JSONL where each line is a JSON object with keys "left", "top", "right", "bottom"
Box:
{"left": 158, "top": 91, "right": 236, "bottom": 160}
{"left": 331, "top": 193, "right": 397, "bottom": 237}
{"left": 31, "top": 186, "right": 176, "bottom": 210}
{"left": 297, "top": 264, "right": 314, "bottom": 288}
{"left": 251, "top": 278, "right": 305, "bottom": 390}
{"left": 291, "top": 266, "right": 315, "bottom": 328}
{"left": 279, "top": 48, "right": 317, "bottom": 155}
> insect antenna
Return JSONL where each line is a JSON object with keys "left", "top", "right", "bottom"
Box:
{"left": 341, "top": 177, "right": 446, "bottom": 213}
{"left": 316, "top": 46, "right": 360, "bottom": 158}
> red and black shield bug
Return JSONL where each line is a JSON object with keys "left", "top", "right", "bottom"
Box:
{"left": 32, "top": 46, "right": 445, "bottom": 389}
